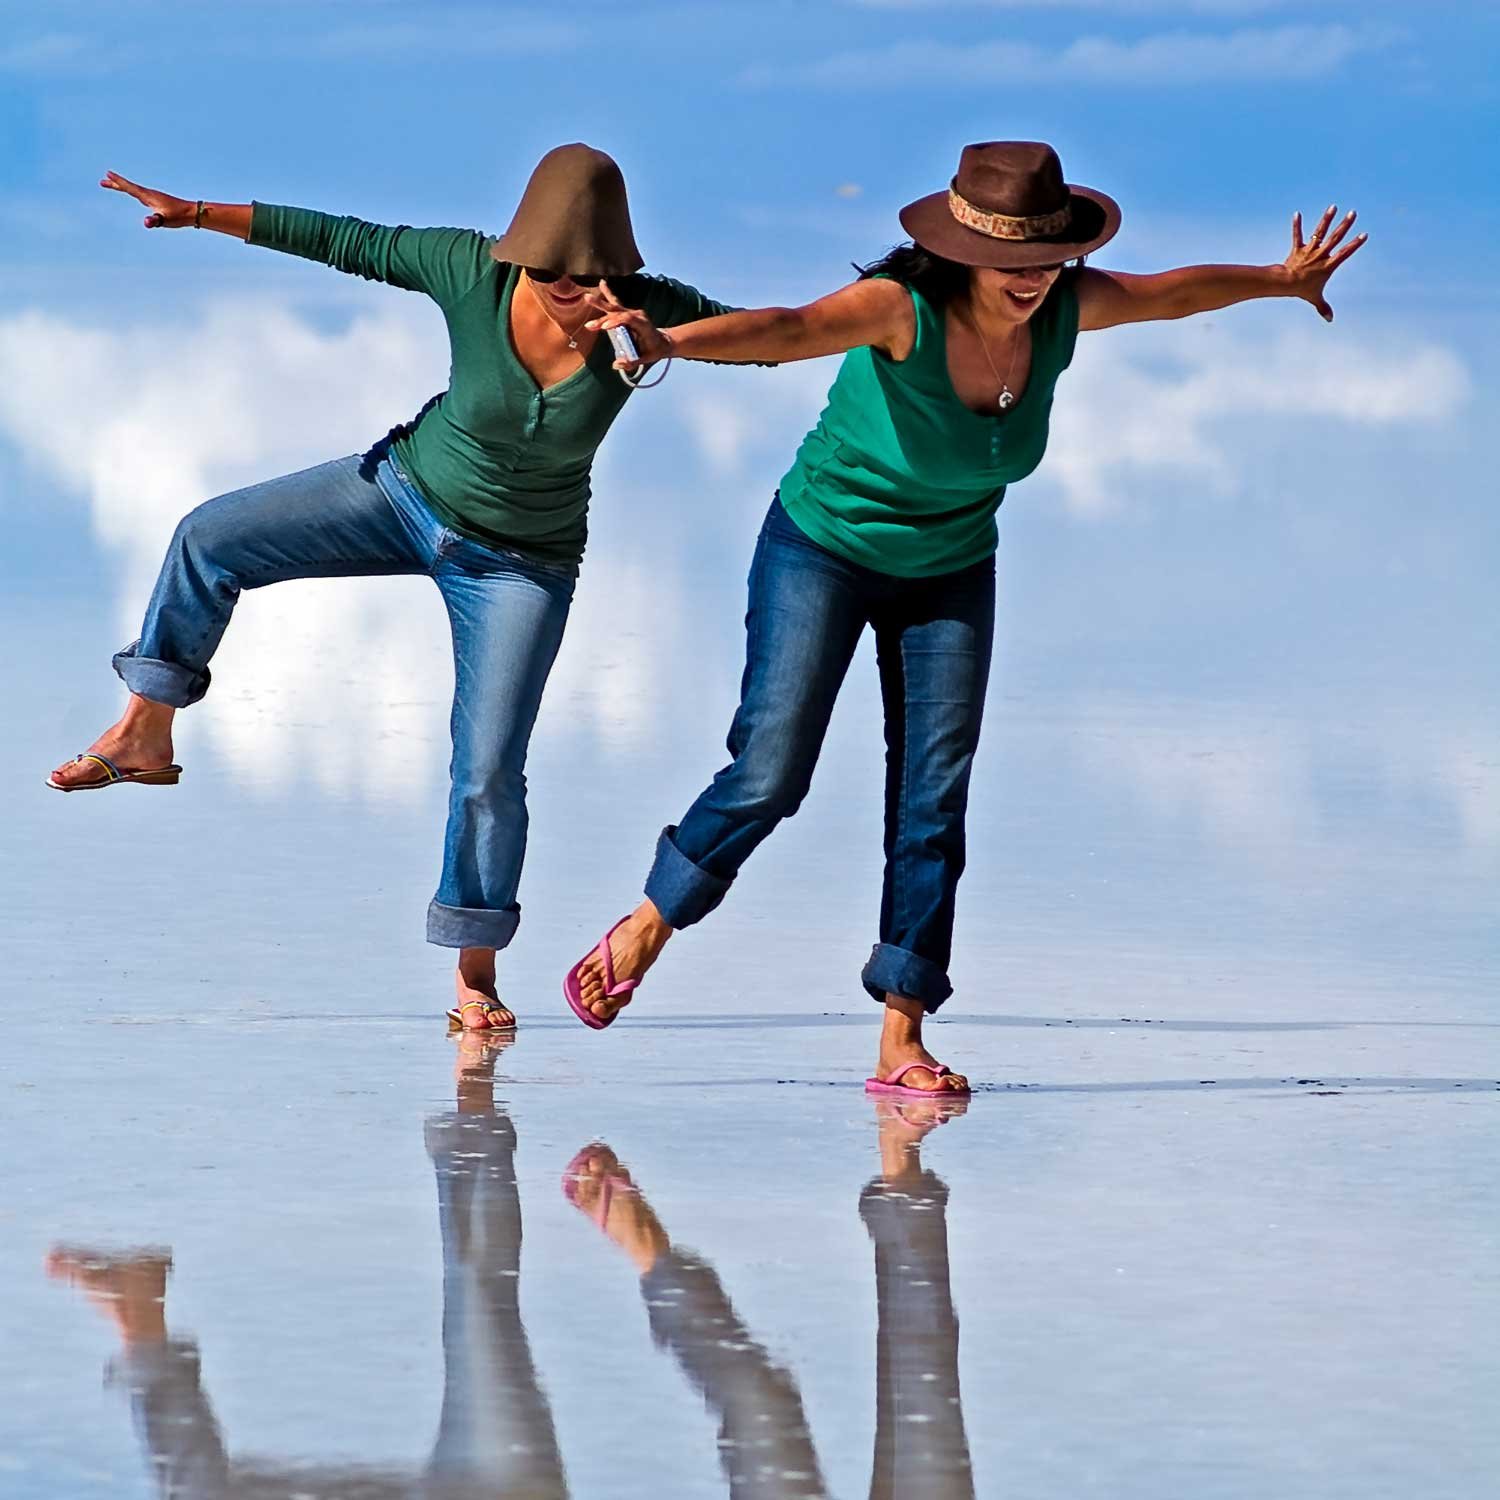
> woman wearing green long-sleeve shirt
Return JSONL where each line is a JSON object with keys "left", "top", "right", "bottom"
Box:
{"left": 47, "top": 144, "right": 734, "bottom": 1030}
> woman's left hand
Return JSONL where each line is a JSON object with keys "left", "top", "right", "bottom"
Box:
{"left": 1282, "top": 205, "right": 1367, "bottom": 322}
{"left": 584, "top": 282, "right": 673, "bottom": 368}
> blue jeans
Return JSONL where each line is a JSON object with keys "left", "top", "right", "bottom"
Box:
{"left": 646, "top": 497, "right": 994, "bottom": 1012}
{"left": 113, "top": 447, "right": 575, "bottom": 950}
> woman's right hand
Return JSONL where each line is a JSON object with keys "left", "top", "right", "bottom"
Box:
{"left": 100, "top": 170, "right": 198, "bottom": 229}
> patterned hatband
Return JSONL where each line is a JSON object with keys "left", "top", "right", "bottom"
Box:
{"left": 947, "top": 185, "right": 1071, "bottom": 241}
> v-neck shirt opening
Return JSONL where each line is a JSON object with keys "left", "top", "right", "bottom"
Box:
{"left": 777, "top": 270, "right": 1081, "bottom": 578}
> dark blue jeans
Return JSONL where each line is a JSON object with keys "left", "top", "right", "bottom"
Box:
{"left": 646, "top": 497, "right": 994, "bottom": 1012}
{"left": 112, "top": 449, "right": 575, "bottom": 951}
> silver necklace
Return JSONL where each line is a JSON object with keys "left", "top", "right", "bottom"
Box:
{"left": 526, "top": 273, "right": 593, "bottom": 350}
{"left": 961, "top": 304, "right": 1025, "bottom": 412}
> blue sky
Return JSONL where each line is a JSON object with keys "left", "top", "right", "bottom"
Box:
{"left": 2, "top": 0, "right": 1496, "bottom": 300}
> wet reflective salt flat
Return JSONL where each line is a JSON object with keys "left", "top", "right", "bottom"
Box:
{"left": 6, "top": 1004, "right": 1499, "bottom": 1500}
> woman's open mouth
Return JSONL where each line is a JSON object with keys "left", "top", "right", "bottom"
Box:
{"left": 1006, "top": 288, "right": 1042, "bottom": 310}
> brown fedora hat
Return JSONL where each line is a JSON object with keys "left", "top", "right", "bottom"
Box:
{"left": 900, "top": 141, "right": 1120, "bottom": 269}
{"left": 490, "top": 143, "right": 644, "bottom": 277}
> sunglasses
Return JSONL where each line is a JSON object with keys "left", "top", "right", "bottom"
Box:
{"left": 526, "top": 267, "right": 602, "bottom": 288}
{"left": 1000, "top": 262, "right": 1064, "bottom": 276}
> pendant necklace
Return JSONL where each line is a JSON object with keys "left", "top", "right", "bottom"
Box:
{"left": 962, "top": 304, "right": 1025, "bottom": 412}
{"left": 526, "top": 273, "right": 592, "bottom": 350}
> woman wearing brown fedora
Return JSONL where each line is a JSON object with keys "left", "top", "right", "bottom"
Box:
{"left": 48, "top": 144, "right": 737, "bottom": 1032}
{"left": 570, "top": 140, "right": 1366, "bottom": 1095}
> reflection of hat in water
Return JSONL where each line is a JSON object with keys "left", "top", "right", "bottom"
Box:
{"left": 490, "top": 143, "right": 644, "bottom": 277}
{"left": 900, "top": 141, "right": 1120, "bottom": 268}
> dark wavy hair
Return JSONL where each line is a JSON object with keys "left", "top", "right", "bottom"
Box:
{"left": 855, "top": 242, "right": 970, "bottom": 305}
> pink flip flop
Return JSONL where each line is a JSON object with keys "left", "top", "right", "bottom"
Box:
{"left": 562, "top": 917, "right": 639, "bottom": 1031}
{"left": 865, "top": 1061, "right": 972, "bottom": 1099}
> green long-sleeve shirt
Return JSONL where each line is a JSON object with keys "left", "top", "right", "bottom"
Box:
{"left": 248, "top": 203, "right": 734, "bottom": 570}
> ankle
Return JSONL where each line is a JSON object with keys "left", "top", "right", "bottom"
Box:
{"left": 882, "top": 992, "right": 926, "bottom": 1042}
{"left": 457, "top": 948, "right": 497, "bottom": 985}
{"left": 632, "top": 900, "right": 674, "bottom": 950}
{"left": 119, "top": 695, "right": 176, "bottom": 740}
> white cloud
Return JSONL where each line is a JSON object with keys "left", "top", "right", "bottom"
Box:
{"left": 1041, "top": 323, "right": 1468, "bottom": 517}
{"left": 0, "top": 300, "right": 704, "bottom": 799}
{"left": 676, "top": 362, "right": 833, "bottom": 480}
{"left": 743, "top": 24, "right": 1392, "bottom": 88}
{"left": 1055, "top": 693, "right": 1500, "bottom": 863}
{"left": 0, "top": 295, "right": 1474, "bottom": 819}
{"left": 664, "top": 318, "right": 1468, "bottom": 523}
{"left": 0, "top": 303, "right": 450, "bottom": 798}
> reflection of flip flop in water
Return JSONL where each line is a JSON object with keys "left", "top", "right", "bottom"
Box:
{"left": 560, "top": 1143, "right": 641, "bottom": 1237}
{"left": 563, "top": 1144, "right": 830, "bottom": 1499}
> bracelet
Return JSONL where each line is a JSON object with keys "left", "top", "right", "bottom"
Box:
{"left": 193, "top": 200, "right": 205, "bottom": 228}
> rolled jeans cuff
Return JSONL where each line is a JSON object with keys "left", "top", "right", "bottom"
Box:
{"left": 426, "top": 900, "right": 520, "bottom": 950}
{"left": 861, "top": 942, "right": 953, "bottom": 1013}
{"left": 113, "top": 641, "right": 211, "bottom": 709}
{"left": 643, "top": 826, "right": 732, "bottom": 929}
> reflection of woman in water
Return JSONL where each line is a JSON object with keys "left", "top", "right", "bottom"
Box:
{"left": 46, "top": 144, "right": 735, "bottom": 1034}
{"left": 46, "top": 1032, "right": 568, "bottom": 1500}
{"left": 569, "top": 140, "right": 1365, "bottom": 1095}
{"left": 863, "top": 1096, "right": 974, "bottom": 1500}
{"left": 424, "top": 1032, "right": 568, "bottom": 1498}
{"left": 563, "top": 1097, "right": 972, "bottom": 1498}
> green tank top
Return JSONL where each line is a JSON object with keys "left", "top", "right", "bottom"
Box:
{"left": 778, "top": 271, "right": 1081, "bottom": 577}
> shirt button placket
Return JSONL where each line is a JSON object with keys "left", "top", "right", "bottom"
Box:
{"left": 525, "top": 393, "right": 542, "bottom": 440}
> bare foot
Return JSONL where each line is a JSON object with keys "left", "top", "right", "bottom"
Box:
{"left": 46, "top": 1246, "right": 172, "bottom": 1345}
{"left": 574, "top": 900, "right": 673, "bottom": 1024}
{"left": 876, "top": 993, "right": 971, "bottom": 1094}
{"left": 562, "top": 1145, "right": 669, "bottom": 1274}
{"left": 453, "top": 947, "right": 514, "bottom": 1029}
{"left": 49, "top": 695, "right": 177, "bottom": 789}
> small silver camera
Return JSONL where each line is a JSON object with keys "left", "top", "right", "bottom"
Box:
{"left": 607, "top": 326, "right": 641, "bottom": 367}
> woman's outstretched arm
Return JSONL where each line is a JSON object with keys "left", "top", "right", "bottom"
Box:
{"left": 102, "top": 171, "right": 252, "bottom": 238}
{"left": 99, "top": 170, "right": 491, "bottom": 309}
{"left": 587, "top": 276, "right": 916, "bottom": 367}
{"left": 1078, "top": 204, "right": 1367, "bottom": 330}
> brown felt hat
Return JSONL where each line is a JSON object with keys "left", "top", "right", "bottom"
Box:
{"left": 900, "top": 141, "right": 1120, "bottom": 269}
{"left": 490, "top": 143, "right": 644, "bottom": 276}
